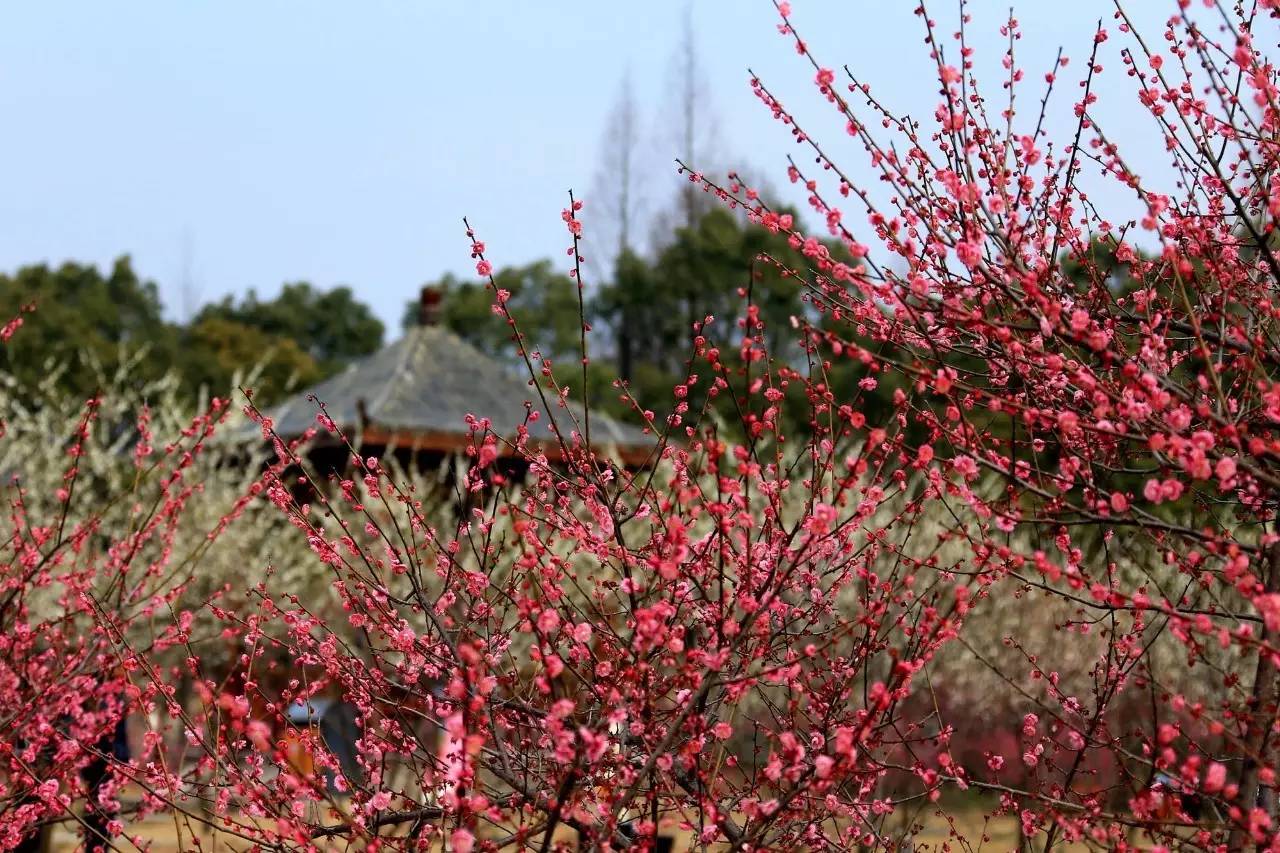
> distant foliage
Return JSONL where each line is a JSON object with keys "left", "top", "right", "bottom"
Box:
{"left": 0, "top": 261, "right": 383, "bottom": 406}
{"left": 413, "top": 207, "right": 857, "bottom": 433}
{"left": 195, "top": 281, "right": 385, "bottom": 381}
{"left": 0, "top": 257, "right": 176, "bottom": 400}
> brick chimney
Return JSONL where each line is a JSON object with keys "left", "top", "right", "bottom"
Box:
{"left": 418, "top": 286, "right": 442, "bottom": 326}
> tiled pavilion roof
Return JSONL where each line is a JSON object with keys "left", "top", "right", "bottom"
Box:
{"left": 267, "top": 321, "right": 655, "bottom": 465}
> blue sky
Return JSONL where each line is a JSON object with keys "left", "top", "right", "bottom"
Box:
{"left": 0, "top": 2, "right": 1176, "bottom": 332}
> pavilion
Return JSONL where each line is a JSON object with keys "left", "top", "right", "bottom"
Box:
{"left": 266, "top": 289, "right": 656, "bottom": 472}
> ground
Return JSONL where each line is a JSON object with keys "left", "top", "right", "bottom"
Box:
{"left": 43, "top": 807, "right": 1072, "bottom": 852}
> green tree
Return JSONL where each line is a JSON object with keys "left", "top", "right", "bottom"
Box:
{"left": 406, "top": 262, "right": 588, "bottom": 364}
{"left": 196, "top": 282, "right": 384, "bottom": 379}
{"left": 181, "top": 316, "right": 321, "bottom": 404}
{"left": 0, "top": 256, "right": 179, "bottom": 400}
{"left": 408, "top": 209, "right": 852, "bottom": 431}
{"left": 593, "top": 206, "right": 850, "bottom": 431}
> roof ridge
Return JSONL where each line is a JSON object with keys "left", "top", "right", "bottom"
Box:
{"left": 260, "top": 324, "right": 657, "bottom": 455}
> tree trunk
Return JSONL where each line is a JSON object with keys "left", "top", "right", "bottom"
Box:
{"left": 619, "top": 307, "right": 634, "bottom": 384}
